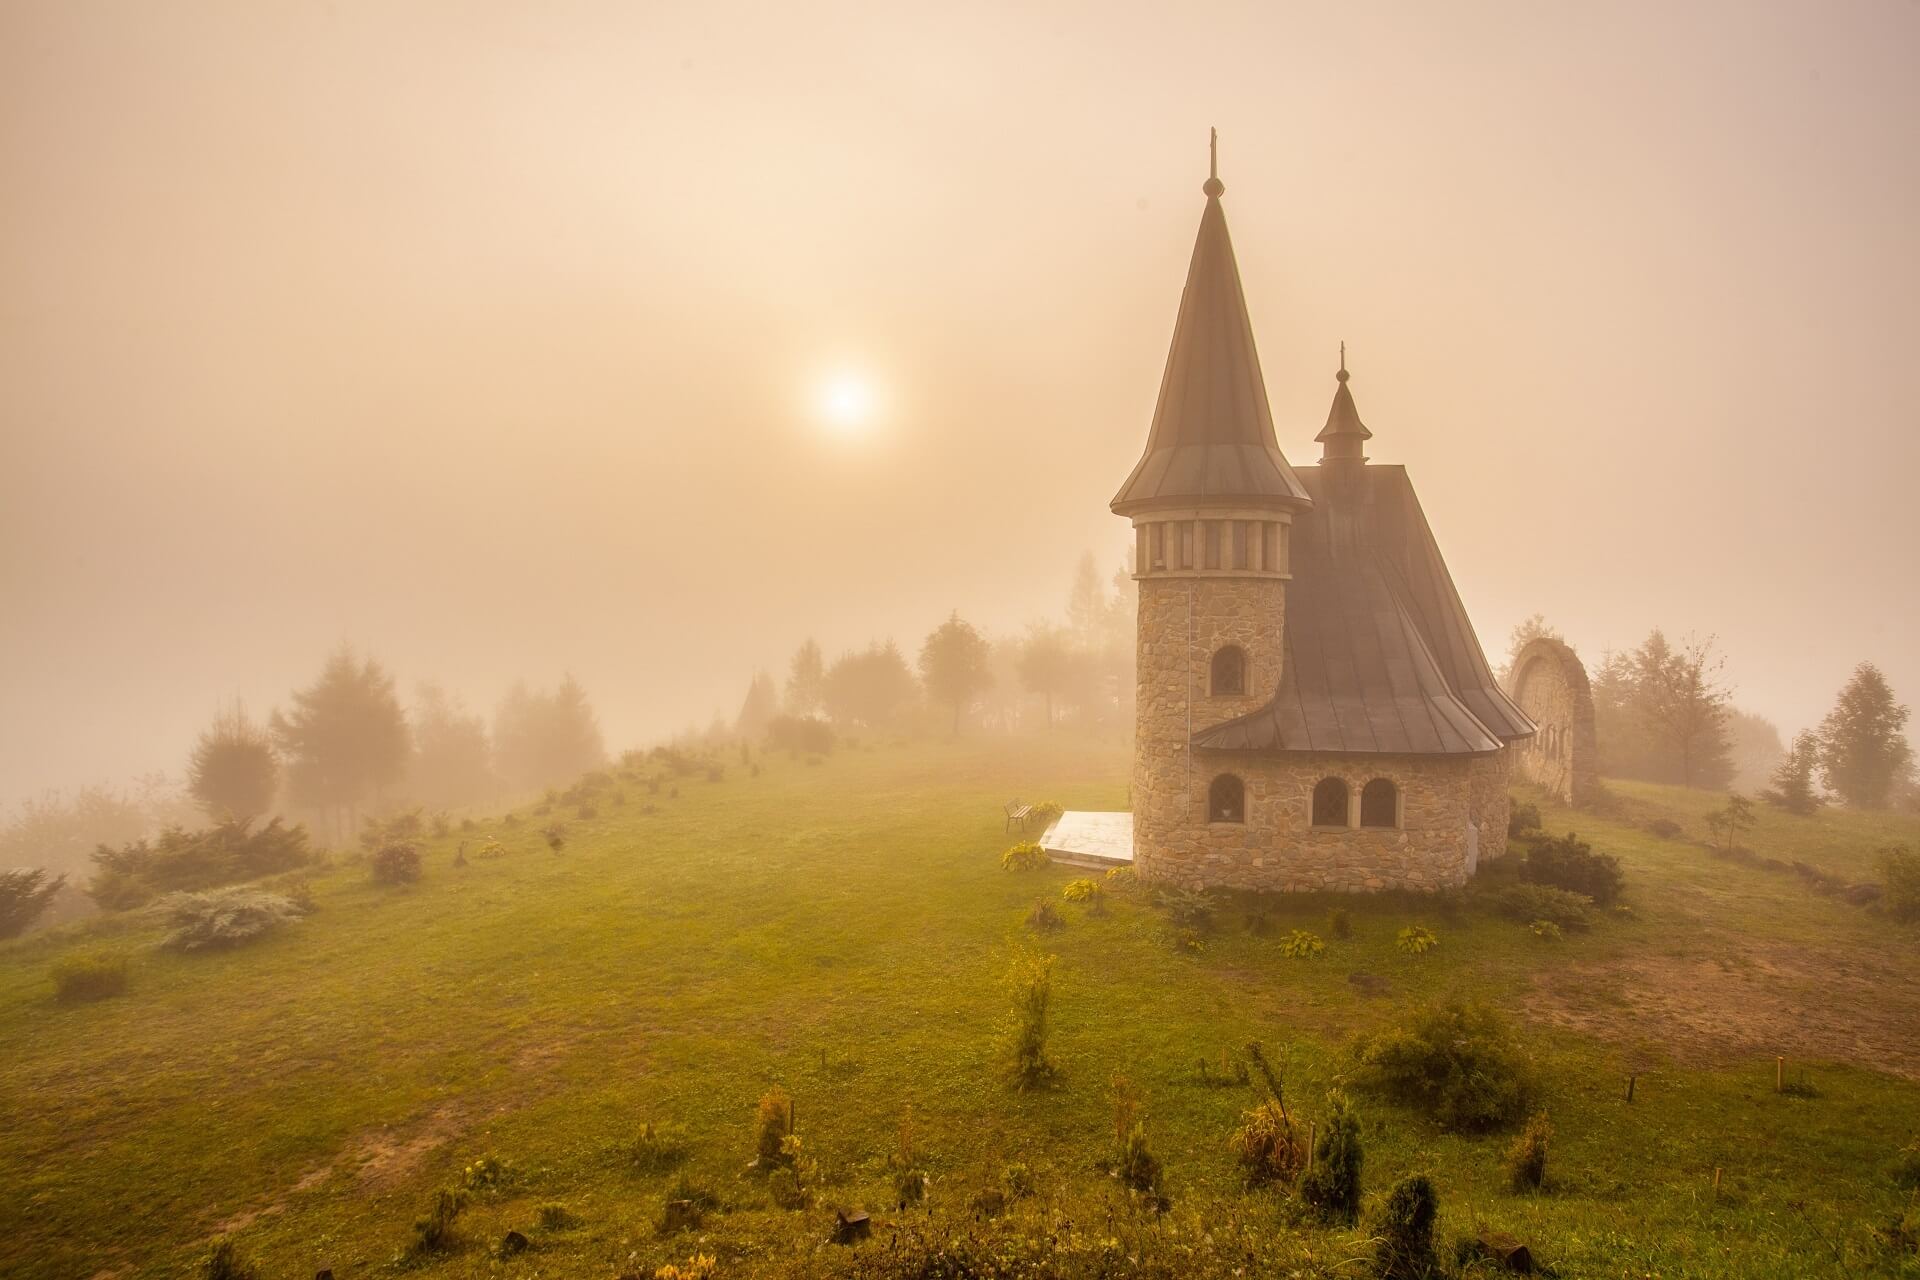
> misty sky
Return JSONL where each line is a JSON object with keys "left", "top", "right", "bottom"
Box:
{"left": 4, "top": 0, "right": 1917, "bottom": 808}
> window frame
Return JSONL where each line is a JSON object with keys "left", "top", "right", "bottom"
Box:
{"left": 1359, "top": 777, "right": 1400, "bottom": 829}
{"left": 1208, "top": 773, "right": 1246, "bottom": 825}
{"left": 1209, "top": 644, "right": 1247, "bottom": 697}
{"left": 1310, "top": 776, "right": 1350, "bottom": 830}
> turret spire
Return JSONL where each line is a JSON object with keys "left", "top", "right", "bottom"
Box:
{"left": 1316, "top": 346, "right": 1372, "bottom": 466}
{"left": 1203, "top": 127, "right": 1224, "bottom": 198}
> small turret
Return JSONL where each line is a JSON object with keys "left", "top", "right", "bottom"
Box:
{"left": 1315, "top": 344, "right": 1372, "bottom": 475}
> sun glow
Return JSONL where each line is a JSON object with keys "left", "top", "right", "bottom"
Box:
{"left": 813, "top": 369, "right": 879, "bottom": 438}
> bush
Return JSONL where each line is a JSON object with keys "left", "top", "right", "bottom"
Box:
{"left": 410, "top": 1187, "right": 467, "bottom": 1256}
{"left": 52, "top": 950, "right": 129, "bottom": 1003}
{"left": 754, "top": 1087, "right": 794, "bottom": 1169}
{"left": 1230, "top": 1099, "right": 1303, "bottom": 1188}
{"left": 1505, "top": 1109, "right": 1552, "bottom": 1190}
{"left": 1062, "top": 878, "right": 1101, "bottom": 903}
{"left": 1529, "top": 919, "right": 1563, "bottom": 942}
{"left": 1395, "top": 924, "right": 1439, "bottom": 955}
{"left": 1351, "top": 999, "right": 1532, "bottom": 1132}
{"left": 1507, "top": 801, "right": 1542, "bottom": 840}
{"left": 1374, "top": 1175, "right": 1439, "bottom": 1280}
{"left": 576, "top": 803, "right": 598, "bottom": 820}
{"left": 463, "top": 1153, "right": 511, "bottom": 1190}
{"left": 1522, "top": 831, "right": 1624, "bottom": 906}
{"left": 1005, "top": 950, "right": 1058, "bottom": 1090}
{"left": 0, "top": 867, "right": 66, "bottom": 939}
{"left": 655, "top": 1253, "right": 718, "bottom": 1280}
{"left": 1281, "top": 929, "right": 1326, "bottom": 959}
{"left": 200, "top": 1239, "right": 258, "bottom": 1280}
{"left": 1001, "top": 842, "right": 1047, "bottom": 872}
{"left": 1881, "top": 846, "right": 1920, "bottom": 923}
{"left": 1487, "top": 882, "right": 1593, "bottom": 930}
{"left": 766, "top": 715, "right": 835, "bottom": 756}
{"left": 88, "top": 816, "right": 311, "bottom": 910}
{"left": 1117, "top": 1120, "right": 1162, "bottom": 1197}
{"left": 537, "top": 1201, "right": 578, "bottom": 1229}
{"left": 1327, "top": 907, "right": 1353, "bottom": 940}
{"left": 1001, "top": 1162, "right": 1036, "bottom": 1199}
{"left": 1646, "top": 817, "right": 1683, "bottom": 839}
{"left": 370, "top": 841, "right": 421, "bottom": 885}
{"left": 1298, "top": 1092, "right": 1364, "bottom": 1224}
{"left": 1160, "top": 886, "right": 1216, "bottom": 931}
{"left": 1028, "top": 801, "right": 1064, "bottom": 827}
{"left": 1026, "top": 899, "right": 1063, "bottom": 931}
{"left": 159, "top": 888, "right": 305, "bottom": 951}
{"left": 543, "top": 822, "right": 568, "bottom": 851}
{"left": 632, "top": 1120, "right": 689, "bottom": 1173}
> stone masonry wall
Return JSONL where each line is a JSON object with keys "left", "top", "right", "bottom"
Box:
{"left": 1506, "top": 638, "right": 1595, "bottom": 805}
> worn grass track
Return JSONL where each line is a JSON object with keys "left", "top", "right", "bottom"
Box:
{"left": 1, "top": 734, "right": 1917, "bottom": 1278}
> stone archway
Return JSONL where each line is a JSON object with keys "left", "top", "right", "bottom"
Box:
{"left": 1506, "top": 637, "right": 1597, "bottom": 805}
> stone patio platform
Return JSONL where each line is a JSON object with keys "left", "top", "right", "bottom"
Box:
{"left": 1038, "top": 811, "right": 1134, "bottom": 869}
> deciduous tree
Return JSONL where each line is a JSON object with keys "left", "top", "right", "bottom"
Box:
{"left": 918, "top": 612, "right": 993, "bottom": 734}
{"left": 1816, "top": 662, "right": 1912, "bottom": 809}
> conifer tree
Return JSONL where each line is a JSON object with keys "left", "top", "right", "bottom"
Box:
{"left": 785, "top": 639, "right": 825, "bottom": 717}
{"left": 187, "top": 702, "right": 279, "bottom": 820}
{"left": 1763, "top": 729, "right": 1823, "bottom": 815}
{"left": 270, "top": 647, "right": 409, "bottom": 842}
{"left": 1816, "top": 663, "right": 1912, "bottom": 808}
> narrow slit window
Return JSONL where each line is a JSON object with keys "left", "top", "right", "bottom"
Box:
{"left": 1180, "top": 522, "right": 1194, "bottom": 569}
{"left": 1205, "top": 522, "right": 1221, "bottom": 569}
{"left": 1232, "top": 522, "right": 1249, "bottom": 569}
{"left": 1151, "top": 523, "right": 1165, "bottom": 570}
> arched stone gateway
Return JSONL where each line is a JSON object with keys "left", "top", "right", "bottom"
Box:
{"left": 1506, "top": 637, "right": 1596, "bottom": 805}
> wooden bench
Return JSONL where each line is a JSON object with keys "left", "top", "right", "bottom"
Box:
{"left": 1004, "top": 799, "right": 1034, "bottom": 832}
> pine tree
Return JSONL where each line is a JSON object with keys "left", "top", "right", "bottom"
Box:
{"left": 408, "top": 684, "right": 496, "bottom": 809}
{"left": 270, "top": 647, "right": 409, "bottom": 842}
{"left": 785, "top": 639, "right": 825, "bottom": 716}
{"left": 735, "top": 672, "right": 780, "bottom": 741}
{"left": 918, "top": 612, "right": 993, "bottom": 734}
{"left": 1816, "top": 663, "right": 1912, "bottom": 808}
{"left": 1762, "top": 729, "right": 1823, "bottom": 815}
{"left": 186, "top": 702, "right": 279, "bottom": 820}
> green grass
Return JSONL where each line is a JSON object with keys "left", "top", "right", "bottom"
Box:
{"left": 1, "top": 736, "right": 1917, "bottom": 1278}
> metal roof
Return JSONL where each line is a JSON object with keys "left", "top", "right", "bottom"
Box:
{"left": 1192, "top": 465, "right": 1536, "bottom": 756}
{"left": 1111, "top": 179, "right": 1310, "bottom": 515}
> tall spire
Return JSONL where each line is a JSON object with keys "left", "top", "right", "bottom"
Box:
{"left": 1316, "top": 344, "right": 1372, "bottom": 466}
{"left": 1111, "top": 135, "right": 1309, "bottom": 515}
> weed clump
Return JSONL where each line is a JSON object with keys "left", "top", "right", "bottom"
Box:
{"left": 1395, "top": 924, "right": 1439, "bottom": 955}
{"left": 370, "top": 841, "right": 421, "bottom": 885}
{"left": 1352, "top": 999, "right": 1532, "bottom": 1132}
{"left": 463, "top": 1153, "right": 512, "bottom": 1191}
{"left": 1374, "top": 1174, "right": 1440, "bottom": 1279}
{"left": 889, "top": 1108, "right": 929, "bottom": 1205}
{"left": 1000, "top": 1162, "right": 1036, "bottom": 1199}
{"left": 1231, "top": 1041, "right": 1305, "bottom": 1188}
{"left": 1026, "top": 899, "right": 1063, "bottom": 932}
{"left": 1327, "top": 906, "right": 1353, "bottom": 940}
{"left": 1004, "top": 950, "right": 1058, "bottom": 1090}
{"left": 51, "top": 950, "right": 130, "bottom": 1003}
{"left": 1108, "top": 1075, "right": 1164, "bottom": 1201}
{"left": 199, "top": 1238, "right": 258, "bottom": 1280}
{"left": 1894, "top": 1135, "right": 1920, "bottom": 1189}
{"left": 654, "top": 1254, "right": 718, "bottom": 1280}
{"left": 1487, "top": 882, "right": 1592, "bottom": 930}
{"left": 1001, "top": 842, "right": 1047, "bottom": 872}
{"left": 1505, "top": 1109, "right": 1552, "bottom": 1190}
{"left": 753, "top": 1087, "right": 795, "bottom": 1170}
{"left": 543, "top": 822, "right": 568, "bottom": 851}
{"left": 1282, "top": 929, "right": 1326, "bottom": 959}
{"left": 1298, "top": 1091, "right": 1364, "bottom": 1224}
{"left": 632, "top": 1120, "right": 689, "bottom": 1173}
{"left": 410, "top": 1187, "right": 467, "bottom": 1256}
{"left": 1522, "top": 831, "right": 1624, "bottom": 906}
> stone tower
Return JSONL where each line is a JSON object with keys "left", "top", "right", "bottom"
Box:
{"left": 1109, "top": 136, "right": 1313, "bottom": 880}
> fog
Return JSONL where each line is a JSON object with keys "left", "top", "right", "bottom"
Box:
{"left": 4, "top": 0, "right": 1917, "bottom": 809}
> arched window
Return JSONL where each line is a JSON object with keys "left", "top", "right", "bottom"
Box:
{"left": 1211, "top": 645, "right": 1247, "bottom": 696}
{"left": 1209, "top": 774, "right": 1245, "bottom": 824}
{"left": 1311, "top": 777, "right": 1349, "bottom": 828}
{"left": 1360, "top": 778, "right": 1399, "bottom": 828}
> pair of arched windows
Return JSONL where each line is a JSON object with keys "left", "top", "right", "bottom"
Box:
{"left": 1311, "top": 777, "right": 1400, "bottom": 829}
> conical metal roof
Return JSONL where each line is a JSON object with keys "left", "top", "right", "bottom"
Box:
{"left": 1111, "top": 145, "right": 1310, "bottom": 515}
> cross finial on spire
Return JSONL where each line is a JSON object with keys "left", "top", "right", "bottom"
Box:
{"left": 1338, "top": 341, "right": 1349, "bottom": 383}
{"left": 1203, "top": 128, "right": 1224, "bottom": 198}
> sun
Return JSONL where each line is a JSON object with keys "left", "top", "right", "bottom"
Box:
{"left": 813, "top": 369, "right": 878, "bottom": 438}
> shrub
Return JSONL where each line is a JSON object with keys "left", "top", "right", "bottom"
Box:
{"left": 1001, "top": 842, "right": 1047, "bottom": 872}
{"left": 1505, "top": 1109, "right": 1552, "bottom": 1190}
{"left": 1374, "top": 1174, "right": 1439, "bottom": 1280}
{"left": 632, "top": 1120, "right": 689, "bottom": 1173}
{"left": 768, "top": 1137, "right": 813, "bottom": 1209}
{"left": 1351, "top": 999, "right": 1532, "bottom": 1132}
{"left": 1281, "top": 929, "right": 1326, "bottom": 959}
{"left": 1395, "top": 924, "right": 1439, "bottom": 955}
{"left": 88, "top": 816, "right": 311, "bottom": 910}
{"left": 537, "top": 1200, "right": 578, "bottom": 1229}
{"left": 890, "top": 1109, "right": 928, "bottom": 1205}
{"left": 1522, "top": 831, "right": 1624, "bottom": 906}
{"left": 1529, "top": 919, "right": 1563, "bottom": 942}
{"left": 1001, "top": 1162, "right": 1036, "bottom": 1199}
{"left": 159, "top": 888, "right": 304, "bottom": 951}
{"left": 766, "top": 715, "right": 835, "bottom": 756}
{"left": 370, "top": 841, "right": 421, "bottom": 885}
{"left": 1646, "top": 817, "right": 1683, "bottom": 839}
{"left": 1230, "top": 1099, "right": 1303, "bottom": 1188}
{"left": 1005, "top": 950, "right": 1058, "bottom": 1090}
{"left": 1881, "top": 846, "right": 1920, "bottom": 923}
{"left": 200, "top": 1239, "right": 258, "bottom": 1280}
{"left": 463, "top": 1153, "right": 511, "bottom": 1190}
{"left": 1893, "top": 1136, "right": 1920, "bottom": 1189}
{"left": 1487, "top": 882, "right": 1592, "bottom": 930}
{"left": 410, "top": 1187, "right": 467, "bottom": 1256}
{"left": 430, "top": 812, "right": 451, "bottom": 838}
{"left": 1028, "top": 801, "right": 1064, "bottom": 827}
{"left": 655, "top": 1253, "right": 718, "bottom": 1280}
{"left": 1327, "top": 906, "right": 1353, "bottom": 940}
{"left": 1507, "top": 800, "right": 1542, "bottom": 839}
{"left": 1117, "top": 1120, "right": 1162, "bottom": 1197}
{"left": 543, "top": 822, "right": 568, "bottom": 851}
{"left": 1026, "top": 899, "right": 1063, "bottom": 932}
{"left": 1062, "top": 878, "right": 1100, "bottom": 902}
{"left": 1104, "top": 865, "right": 1139, "bottom": 892}
{"left": 0, "top": 867, "right": 66, "bottom": 939}
{"left": 1298, "top": 1091, "right": 1364, "bottom": 1224}
{"left": 753, "top": 1087, "right": 795, "bottom": 1169}
{"left": 1160, "top": 885, "right": 1216, "bottom": 931}
{"left": 576, "top": 803, "right": 598, "bottom": 820}
{"left": 52, "top": 950, "right": 129, "bottom": 1002}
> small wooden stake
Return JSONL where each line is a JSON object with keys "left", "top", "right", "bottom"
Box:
{"left": 1712, "top": 1167, "right": 1723, "bottom": 1196}
{"left": 1307, "top": 1120, "right": 1316, "bottom": 1170}
{"left": 1626, "top": 1073, "right": 1637, "bottom": 1103}
{"left": 1775, "top": 1056, "right": 1785, "bottom": 1093}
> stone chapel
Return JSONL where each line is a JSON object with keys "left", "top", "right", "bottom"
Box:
{"left": 1111, "top": 144, "right": 1536, "bottom": 893}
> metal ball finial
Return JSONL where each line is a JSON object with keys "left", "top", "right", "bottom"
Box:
{"left": 1337, "top": 341, "right": 1349, "bottom": 382}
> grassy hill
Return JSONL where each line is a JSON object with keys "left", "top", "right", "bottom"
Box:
{"left": 2, "top": 735, "right": 1918, "bottom": 1278}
